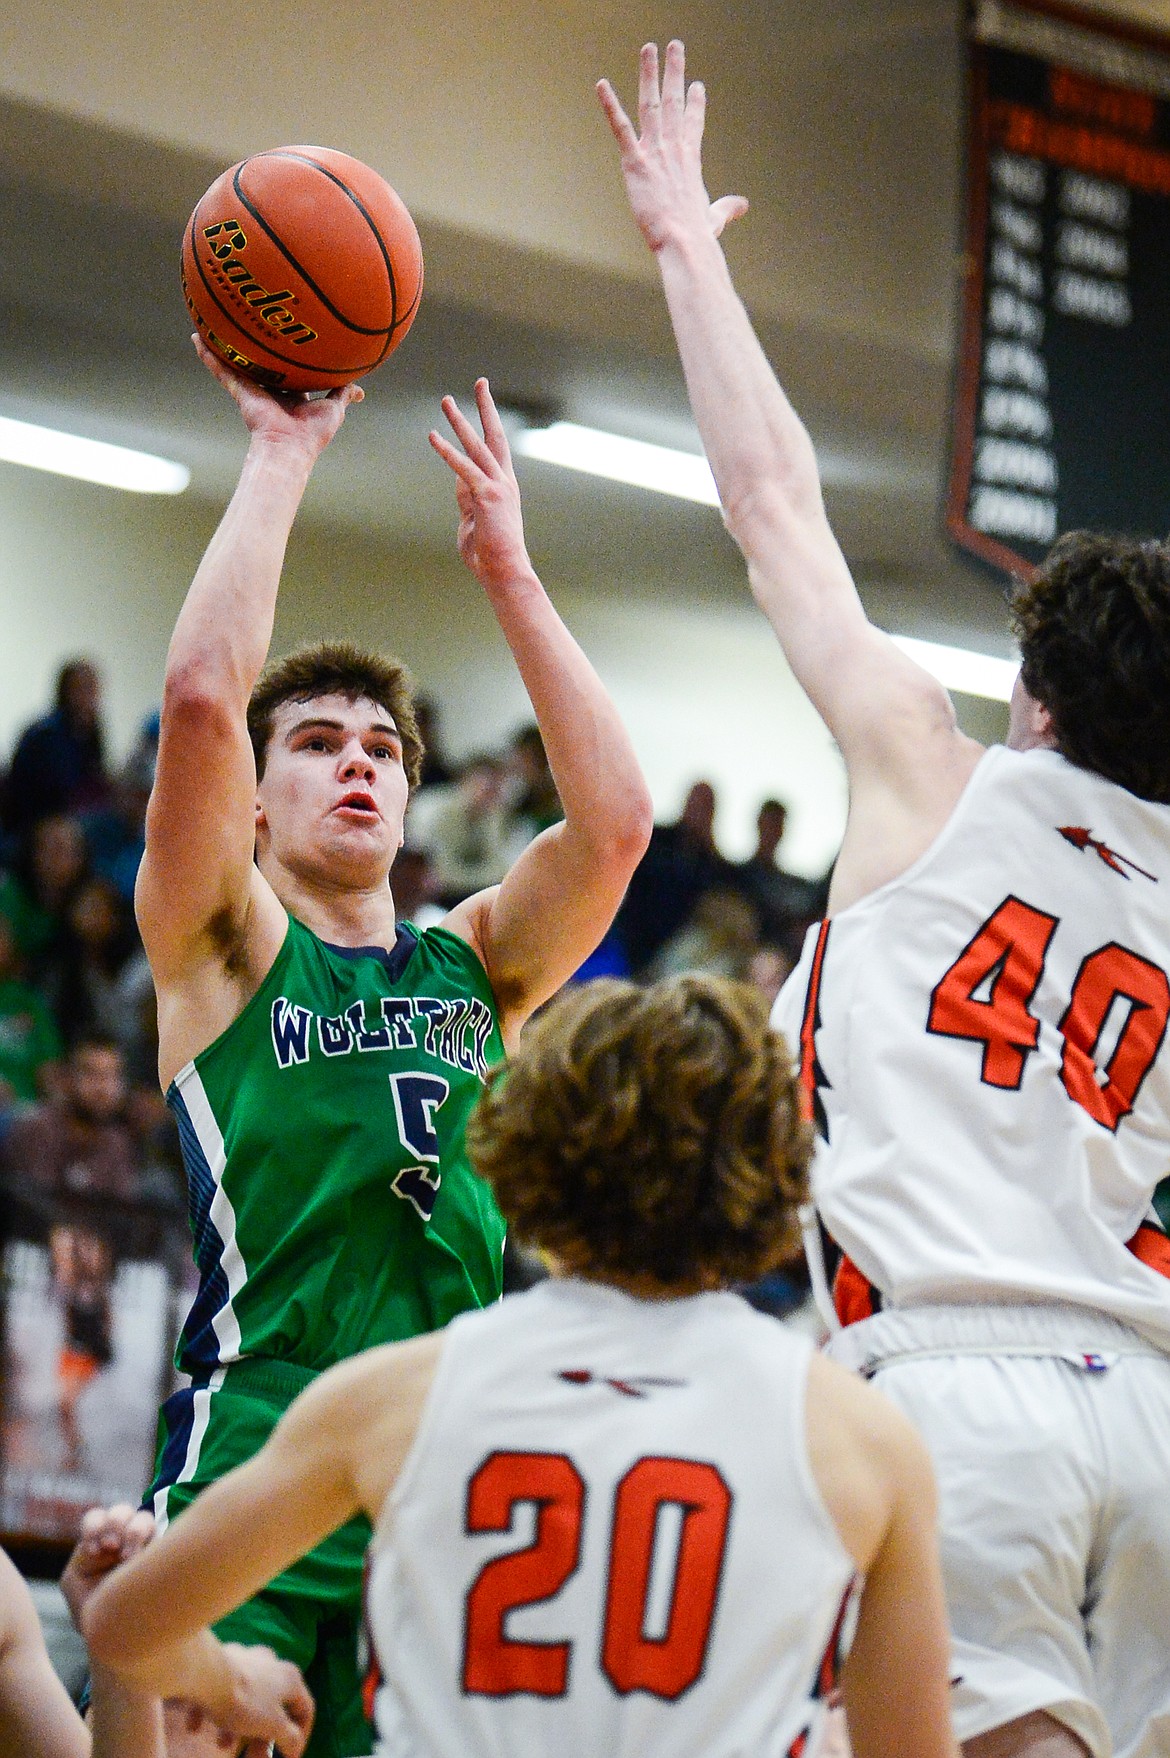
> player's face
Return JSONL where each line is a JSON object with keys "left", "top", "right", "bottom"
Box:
{"left": 256, "top": 693, "right": 409, "bottom": 887}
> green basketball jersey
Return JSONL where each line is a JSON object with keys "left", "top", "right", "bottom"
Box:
{"left": 167, "top": 915, "right": 507, "bottom": 1376}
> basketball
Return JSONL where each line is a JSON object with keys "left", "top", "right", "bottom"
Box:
{"left": 181, "top": 146, "right": 423, "bottom": 393}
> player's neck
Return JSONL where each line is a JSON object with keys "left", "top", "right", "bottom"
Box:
{"left": 552, "top": 1262, "right": 721, "bottom": 1302}
{"left": 271, "top": 866, "right": 399, "bottom": 951}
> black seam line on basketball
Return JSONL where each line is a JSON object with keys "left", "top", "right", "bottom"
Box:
{"left": 232, "top": 154, "right": 400, "bottom": 335}
{"left": 389, "top": 276, "right": 423, "bottom": 334}
{"left": 188, "top": 216, "right": 385, "bottom": 375}
{"left": 260, "top": 150, "right": 404, "bottom": 334}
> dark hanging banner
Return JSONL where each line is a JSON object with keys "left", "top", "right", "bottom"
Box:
{"left": 948, "top": 0, "right": 1170, "bottom": 577}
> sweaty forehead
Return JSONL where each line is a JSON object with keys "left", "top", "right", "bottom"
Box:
{"left": 274, "top": 692, "right": 397, "bottom": 733}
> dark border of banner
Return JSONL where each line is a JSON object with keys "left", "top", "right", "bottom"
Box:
{"left": 947, "top": 0, "right": 1170, "bottom": 579}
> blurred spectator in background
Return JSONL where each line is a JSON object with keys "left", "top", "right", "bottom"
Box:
{"left": 615, "top": 779, "right": 734, "bottom": 974}
{"left": 49, "top": 1219, "right": 117, "bottom": 1473}
{"left": 390, "top": 845, "right": 446, "bottom": 931}
{"left": 745, "top": 941, "right": 796, "bottom": 1011}
{"left": 647, "top": 885, "right": 760, "bottom": 981}
{"left": 82, "top": 711, "right": 158, "bottom": 903}
{"left": 414, "top": 693, "right": 456, "bottom": 789}
{"left": 41, "top": 874, "right": 142, "bottom": 1052}
{"left": 502, "top": 723, "right": 562, "bottom": 854}
{"left": 733, "top": 798, "right": 827, "bottom": 948}
{"left": 3, "top": 659, "right": 112, "bottom": 840}
{"left": 2, "top": 1034, "right": 141, "bottom": 1201}
{"left": 414, "top": 753, "right": 513, "bottom": 908}
{"left": 0, "top": 813, "right": 89, "bottom": 978}
{"left": 0, "top": 913, "right": 62, "bottom": 1105}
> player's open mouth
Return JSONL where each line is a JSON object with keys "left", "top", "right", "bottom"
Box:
{"left": 335, "top": 792, "right": 378, "bottom": 815}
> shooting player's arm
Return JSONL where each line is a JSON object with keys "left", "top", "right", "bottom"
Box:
{"left": 136, "top": 344, "right": 362, "bottom": 996}
{"left": 431, "top": 381, "right": 653, "bottom": 1037}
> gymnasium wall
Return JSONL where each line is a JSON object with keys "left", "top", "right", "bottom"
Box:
{"left": 1, "top": 462, "right": 1001, "bottom": 875}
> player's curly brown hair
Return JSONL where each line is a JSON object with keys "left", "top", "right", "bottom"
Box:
{"left": 467, "top": 974, "right": 812, "bottom": 1290}
{"left": 247, "top": 641, "right": 423, "bottom": 787}
{"left": 1011, "top": 532, "right": 1170, "bottom": 802}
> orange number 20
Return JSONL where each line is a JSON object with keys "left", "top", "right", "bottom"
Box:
{"left": 463, "top": 1450, "right": 731, "bottom": 1701}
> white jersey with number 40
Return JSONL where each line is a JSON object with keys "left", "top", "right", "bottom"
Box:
{"left": 774, "top": 746, "right": 1170, "bottom": 1346}
{"left": 364, "top": 1277, "right": 855, "bottom": 1758}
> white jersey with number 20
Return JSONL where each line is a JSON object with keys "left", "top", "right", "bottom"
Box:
{"left": 365, "top": 1277, "right": 855, "bottom": 1758}
{"left": 774, "top": 746, "right": 1170, "bottom": 1347}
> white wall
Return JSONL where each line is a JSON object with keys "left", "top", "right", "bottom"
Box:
{"left": 0, "top": 460, "right": 874, "bottom": 878}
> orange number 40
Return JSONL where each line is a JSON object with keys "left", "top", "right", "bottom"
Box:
{"left": 927, "top": 895, "right": 1170, "bottom": 1131}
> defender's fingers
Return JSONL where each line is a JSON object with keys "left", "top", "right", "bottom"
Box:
{"left": 79, "top": 1504, "right": 132, "bottom": 1551}
{"left": 277, "top": 1674, "right": 315, "bottom": 1757}
{"left": 119, "top": 1508, "right": 156, "bottom": 1558}
{"left": 638, "top": 42, "right": 662, "bottom": 135}
{"left": 596, "top": 78, "right": 638, "bottom": 152}
{"left": 661, "top": 38, "right": 687, "bottom": 125}
{"left": 683, "top": 78, "right": 707, "bottom": 147}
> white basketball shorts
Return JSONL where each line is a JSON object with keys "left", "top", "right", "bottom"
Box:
{"left": 827, "top": 1303, "right": 1170, "bottom": 1758}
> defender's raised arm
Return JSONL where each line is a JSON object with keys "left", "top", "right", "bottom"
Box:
{"left": 599, "top": 43, "right": 980, "bottom": 906}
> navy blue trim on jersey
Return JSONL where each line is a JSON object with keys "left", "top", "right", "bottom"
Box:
{"left": 167, "top": 1083, "right": 233, "bottom": 1373}
{"left": 322, "top": 921, "right": 420, "bottom": 981}
{"left": 148, "top": 1382, "right": 202, "bottom": 1495}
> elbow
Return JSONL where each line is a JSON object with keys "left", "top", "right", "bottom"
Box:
{"left": 592, "top": 783, "right": 654, "bottom": 877}
{"left": 161, "top": 659, "right": 247, "bottom": 736}
{"left": 720, "top": 465, "right": 824, "bottom": 560}
{"left": 626, "top": 785, "right": 655, "bottom": 863}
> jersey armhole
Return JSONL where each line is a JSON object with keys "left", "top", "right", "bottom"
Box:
{"left": 832, "top": 743, "right": 1010, "bottom": 924}
{"left": 376, "top": 1315, "right": 470, "bottom": 1538}
{"left": 791, "top": 1340, "right": 860, "bottom": 1575}
{"left": 167, "top": 912, "right": 296, "bottom": 1096}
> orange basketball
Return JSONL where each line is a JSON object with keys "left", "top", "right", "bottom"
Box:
{"left": 181, "top": 146, "right": 423, "bottom": 393}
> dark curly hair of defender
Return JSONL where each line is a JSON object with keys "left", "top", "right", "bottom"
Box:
{"left": 1010, "top": 532, "right": 1170, "bottom": 802}
{"left": 466, "top": 974, "right": 812, "bottom": 1290}
{"left": 247, "top": 641, "right": 424, "bottom": 789}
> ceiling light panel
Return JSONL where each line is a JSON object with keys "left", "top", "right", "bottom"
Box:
{"left": 0, "top": 415, "right": 189, "bottom": 494}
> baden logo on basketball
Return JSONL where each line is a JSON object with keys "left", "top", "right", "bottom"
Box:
{"left": 199, "top": 220, "right": 319, "bottom": 344}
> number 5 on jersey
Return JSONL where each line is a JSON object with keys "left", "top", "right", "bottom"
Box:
{"left": 389, "top": 1072, "right": 450, "bottom": 1220}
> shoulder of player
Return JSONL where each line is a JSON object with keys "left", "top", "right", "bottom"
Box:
{"left": 804, "top": 1352, "right": 936, "bottom": 1572}
{"left": 277, "top": 1334, "right": 445, "bottom": 1518}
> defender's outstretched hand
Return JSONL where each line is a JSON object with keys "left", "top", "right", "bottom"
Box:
{"left": 193, "top": 333, "right": 363, "bottom": 457}
{"left": 597, "top": 41, "right": 748, "bottom": 253}
{"left": 429, "top": 378, "right": 534, "bottom": 594}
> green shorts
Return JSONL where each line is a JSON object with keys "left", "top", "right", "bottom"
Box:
{"left": 149, "top": 1358, "right": 373, "bottom": 1758}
